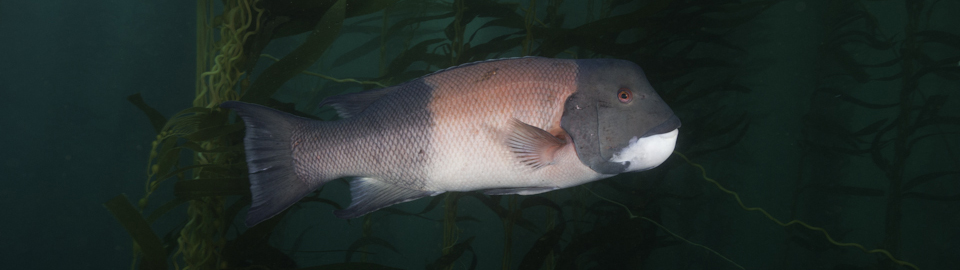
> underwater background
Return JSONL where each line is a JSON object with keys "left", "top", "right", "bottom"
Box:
{"left": 1, "top": 0, "right": 958, "bottom": 269}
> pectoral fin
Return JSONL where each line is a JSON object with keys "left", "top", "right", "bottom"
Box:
{"left": 506, "top": 119, "right": 567, "bottom": 169}
{"left": 333, "top": 177, "right": 442, "bottom": 219}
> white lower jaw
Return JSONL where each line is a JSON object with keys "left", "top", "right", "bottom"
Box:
{"left": 608, "top": 129, "right": 679, "bottom": 172}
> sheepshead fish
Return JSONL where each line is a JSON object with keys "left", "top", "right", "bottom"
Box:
{"left": 221, "top": 56, "right": 680, "bottom": 226}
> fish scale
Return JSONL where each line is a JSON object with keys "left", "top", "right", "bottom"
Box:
{"left": 293, "top": 82, "right": 433, "bottom": 190}
{"left": 221, "top": 56, "right": 681, "bottom": 226}
{"left": 424, "top": 58, "right": 580, "bottom": 192}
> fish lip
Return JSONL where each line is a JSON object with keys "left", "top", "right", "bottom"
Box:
{"left": 640, "top": 114, "right": 681, "bottom": 138}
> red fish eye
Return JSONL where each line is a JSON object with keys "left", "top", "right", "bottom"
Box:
{"left": 617, "top": 88, "right": 632, "bottom": 103}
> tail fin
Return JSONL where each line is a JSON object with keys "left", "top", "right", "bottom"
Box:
{"left": 221, "top": 101, "right": 320, "bottom": 227}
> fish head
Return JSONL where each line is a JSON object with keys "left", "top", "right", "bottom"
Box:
{"left": 562, "top": 59, "right": 681, "bottom": 175}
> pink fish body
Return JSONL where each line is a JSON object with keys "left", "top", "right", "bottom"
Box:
{"left": 222, "top": 57, "right": 680, "bottom": 226}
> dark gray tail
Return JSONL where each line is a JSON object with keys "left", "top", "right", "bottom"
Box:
{"left": 221, "top": 101, "right": 319, "bottom": 227}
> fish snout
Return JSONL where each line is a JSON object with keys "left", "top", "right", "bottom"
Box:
{"left": 641, "top": 114, "right": 681, "bottom": 138}
{"left": 609, "top": 116, "right": 680, "bottom": 172}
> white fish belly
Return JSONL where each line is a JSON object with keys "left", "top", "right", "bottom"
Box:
{"left": 424, "top": 122, "right": 604, "bottom": 192}
{"left": 425, "top": 128, "right": 530, "bottom": 191}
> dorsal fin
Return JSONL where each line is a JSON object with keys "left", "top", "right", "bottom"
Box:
{"left": 318, "top": 57, "right": 542, "bottom": 119}
{"left": 425, "top": 56, "right": 542, "bottom": 76}
{"left": 317, "top": 86, "right": 399, "bottom": 118}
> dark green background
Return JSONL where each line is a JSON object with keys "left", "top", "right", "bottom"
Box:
{"left": 1, "top": 0, "right": 956, "bottom": 269}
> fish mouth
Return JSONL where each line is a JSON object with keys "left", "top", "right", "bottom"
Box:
{"left": 607, "top": 114, "right": 681, "bottom": 172}
{"left": 641, "top": 114, "right": 681, "bottom": 138}
{"left": 608, "top": 129, "right": 679, "bottom": 172}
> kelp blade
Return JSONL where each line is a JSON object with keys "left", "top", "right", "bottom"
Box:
{"left": 296, "top": 262, "right": 403, "bottom": 270}
{"left": 174, "top": 178, "right": 250, "bottom": 199}
{"left": 127, "top": 93, "right": 167, "bottom": 134}
{"left": 242, "top": 0, "right": 347, "bottom": 104}
{"left": 103, "top": 194, "right": 167, "bottom": 270}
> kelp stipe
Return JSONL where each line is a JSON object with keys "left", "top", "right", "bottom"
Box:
{"left": 100, "top": 0, "right": 956, "bottom": 269}
{"left": 797, "top": 0, "right": 959, "bottom": 269}
{"left": 105, "top": 1, "right": 394, "bottom": 269}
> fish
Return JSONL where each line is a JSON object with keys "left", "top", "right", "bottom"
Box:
{"left": 221, "top": 56, "right": 681, "bottom": 226}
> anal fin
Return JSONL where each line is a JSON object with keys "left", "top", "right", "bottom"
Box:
{"left": 333, "top": 177, "right": 442, "bottom": 219}
{"left": 482, "top": 186, "right": 559, "bottom": 196}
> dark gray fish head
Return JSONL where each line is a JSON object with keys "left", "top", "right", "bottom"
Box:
{"left": 561, "top": 59, "right": 681, "bottom": 175}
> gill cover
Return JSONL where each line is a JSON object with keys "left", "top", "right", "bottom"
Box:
{"left": 561, "top": 59, "right": 680, "bottom": 175}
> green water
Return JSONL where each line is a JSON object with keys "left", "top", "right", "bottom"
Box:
{"left": 1, "top": 0, "right": 957, "bottom": 269}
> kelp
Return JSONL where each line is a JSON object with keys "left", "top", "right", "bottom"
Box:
{"left": 426, "top": 237, "right": 477, "bottom": 270}
{"left": 126, "top": 93, "right": 167, "bottom": 133}
{"left": 795, "top": 0, "right": 959, "bottom": 269}
{"left": 344, "top": 237, "right": 400, "bottom": 262}
{"left": 516, "top": 219, "right": 565, "bottom": 270}
{"left": 296, "top": 263, "right": 403, "bottom": 270}
{"left": 174, "top": 178, "right": 250, "bottom": 199}
{"left": 242, "top": 0, "right": 347, "bottom": 104}
{"left": 104, "top": 194, "right": 168, "bottom": 270}
{"left": 554, "top": 217, "right": 657, "bottom": 270}
{"left": 108, "top": 0, "right": 787, "bottom": 269}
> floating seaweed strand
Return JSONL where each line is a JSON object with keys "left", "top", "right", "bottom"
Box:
{"left": 585, "top": 151, "right": 921, "bottom": 270}
{"left": 671, "top": 152, "right": 920, "bottom": 270}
